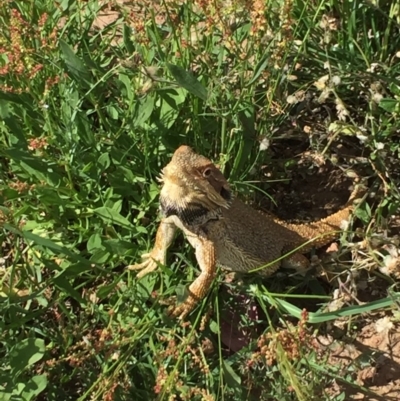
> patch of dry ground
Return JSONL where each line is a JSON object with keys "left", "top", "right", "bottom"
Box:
{"left": 323, "top": 317, "right": 400, "bottom": 400}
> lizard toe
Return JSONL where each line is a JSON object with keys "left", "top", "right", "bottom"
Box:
{"left": 126, "top": 258, "right": 159, "bottom": 278}
{"left": 168, "top": 302, "right": 191, "bottom": 320}
{"left": 126, "top": 261, "right": 148, "bottom": 271}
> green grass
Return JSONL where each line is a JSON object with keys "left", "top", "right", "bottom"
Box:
{"left": 1, "top": 0, "right": 400, "bottom": 400}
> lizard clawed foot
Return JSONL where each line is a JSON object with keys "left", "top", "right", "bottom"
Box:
{"left": 161, "top": 295, "right": 198, "bottom": 320}
{"left": 161, "top": 296, "right": 191, "bottom": 319}
{"left": 168, "top": 300, "right": 193, "bottom": 320}
{"left": 126, "top": 252, "right": 160, "bottom": 278}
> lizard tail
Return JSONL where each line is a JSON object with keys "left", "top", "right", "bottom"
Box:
{"left": 282, "top": 180, "right": 366, "bottom": 251}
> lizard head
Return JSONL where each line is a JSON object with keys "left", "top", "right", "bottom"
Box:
{"left": 159, "top": 145, "right": 232, "bottom": 224}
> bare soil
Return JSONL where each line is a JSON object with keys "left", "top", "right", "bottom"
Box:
{"left": 322, "top": 317, "right": 400, "bottom": 400}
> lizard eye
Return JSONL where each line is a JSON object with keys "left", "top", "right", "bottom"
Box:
{"left": 202, "top": 168, "right": 212, "bottom": 177}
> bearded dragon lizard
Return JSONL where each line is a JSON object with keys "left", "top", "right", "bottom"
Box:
{"left": 129, "top": 145, "right": 362, "bottom": 319}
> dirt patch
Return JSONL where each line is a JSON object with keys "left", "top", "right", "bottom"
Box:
{"left": 269, "top": 164, "right": 354, "bottom": 221}
{"left": 257, "top": 140, "right": 361, "bottom": 221}
{"left": 89, "top": 0, "right": 178, "bottom": 46}
{"left": 322, "top": 317, "right": 400, "bottom": 400}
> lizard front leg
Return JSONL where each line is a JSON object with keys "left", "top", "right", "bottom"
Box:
{"left": 127, "top": 216, "right": 179, "bottom": 278}
{"left": 170, "top": 236, "right": 217, "bottom": 319}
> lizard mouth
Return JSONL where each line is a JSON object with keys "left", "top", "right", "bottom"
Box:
{"left": 220, "top": 186, "right": 231, "bottom": 203}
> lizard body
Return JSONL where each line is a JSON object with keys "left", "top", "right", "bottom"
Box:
{"left": 129, "top": 145, "right": 361, "bottom": 318}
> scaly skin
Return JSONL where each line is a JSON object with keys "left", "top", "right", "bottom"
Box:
{"left": 128, "top": 145, "right": 362, "bottom": 319}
